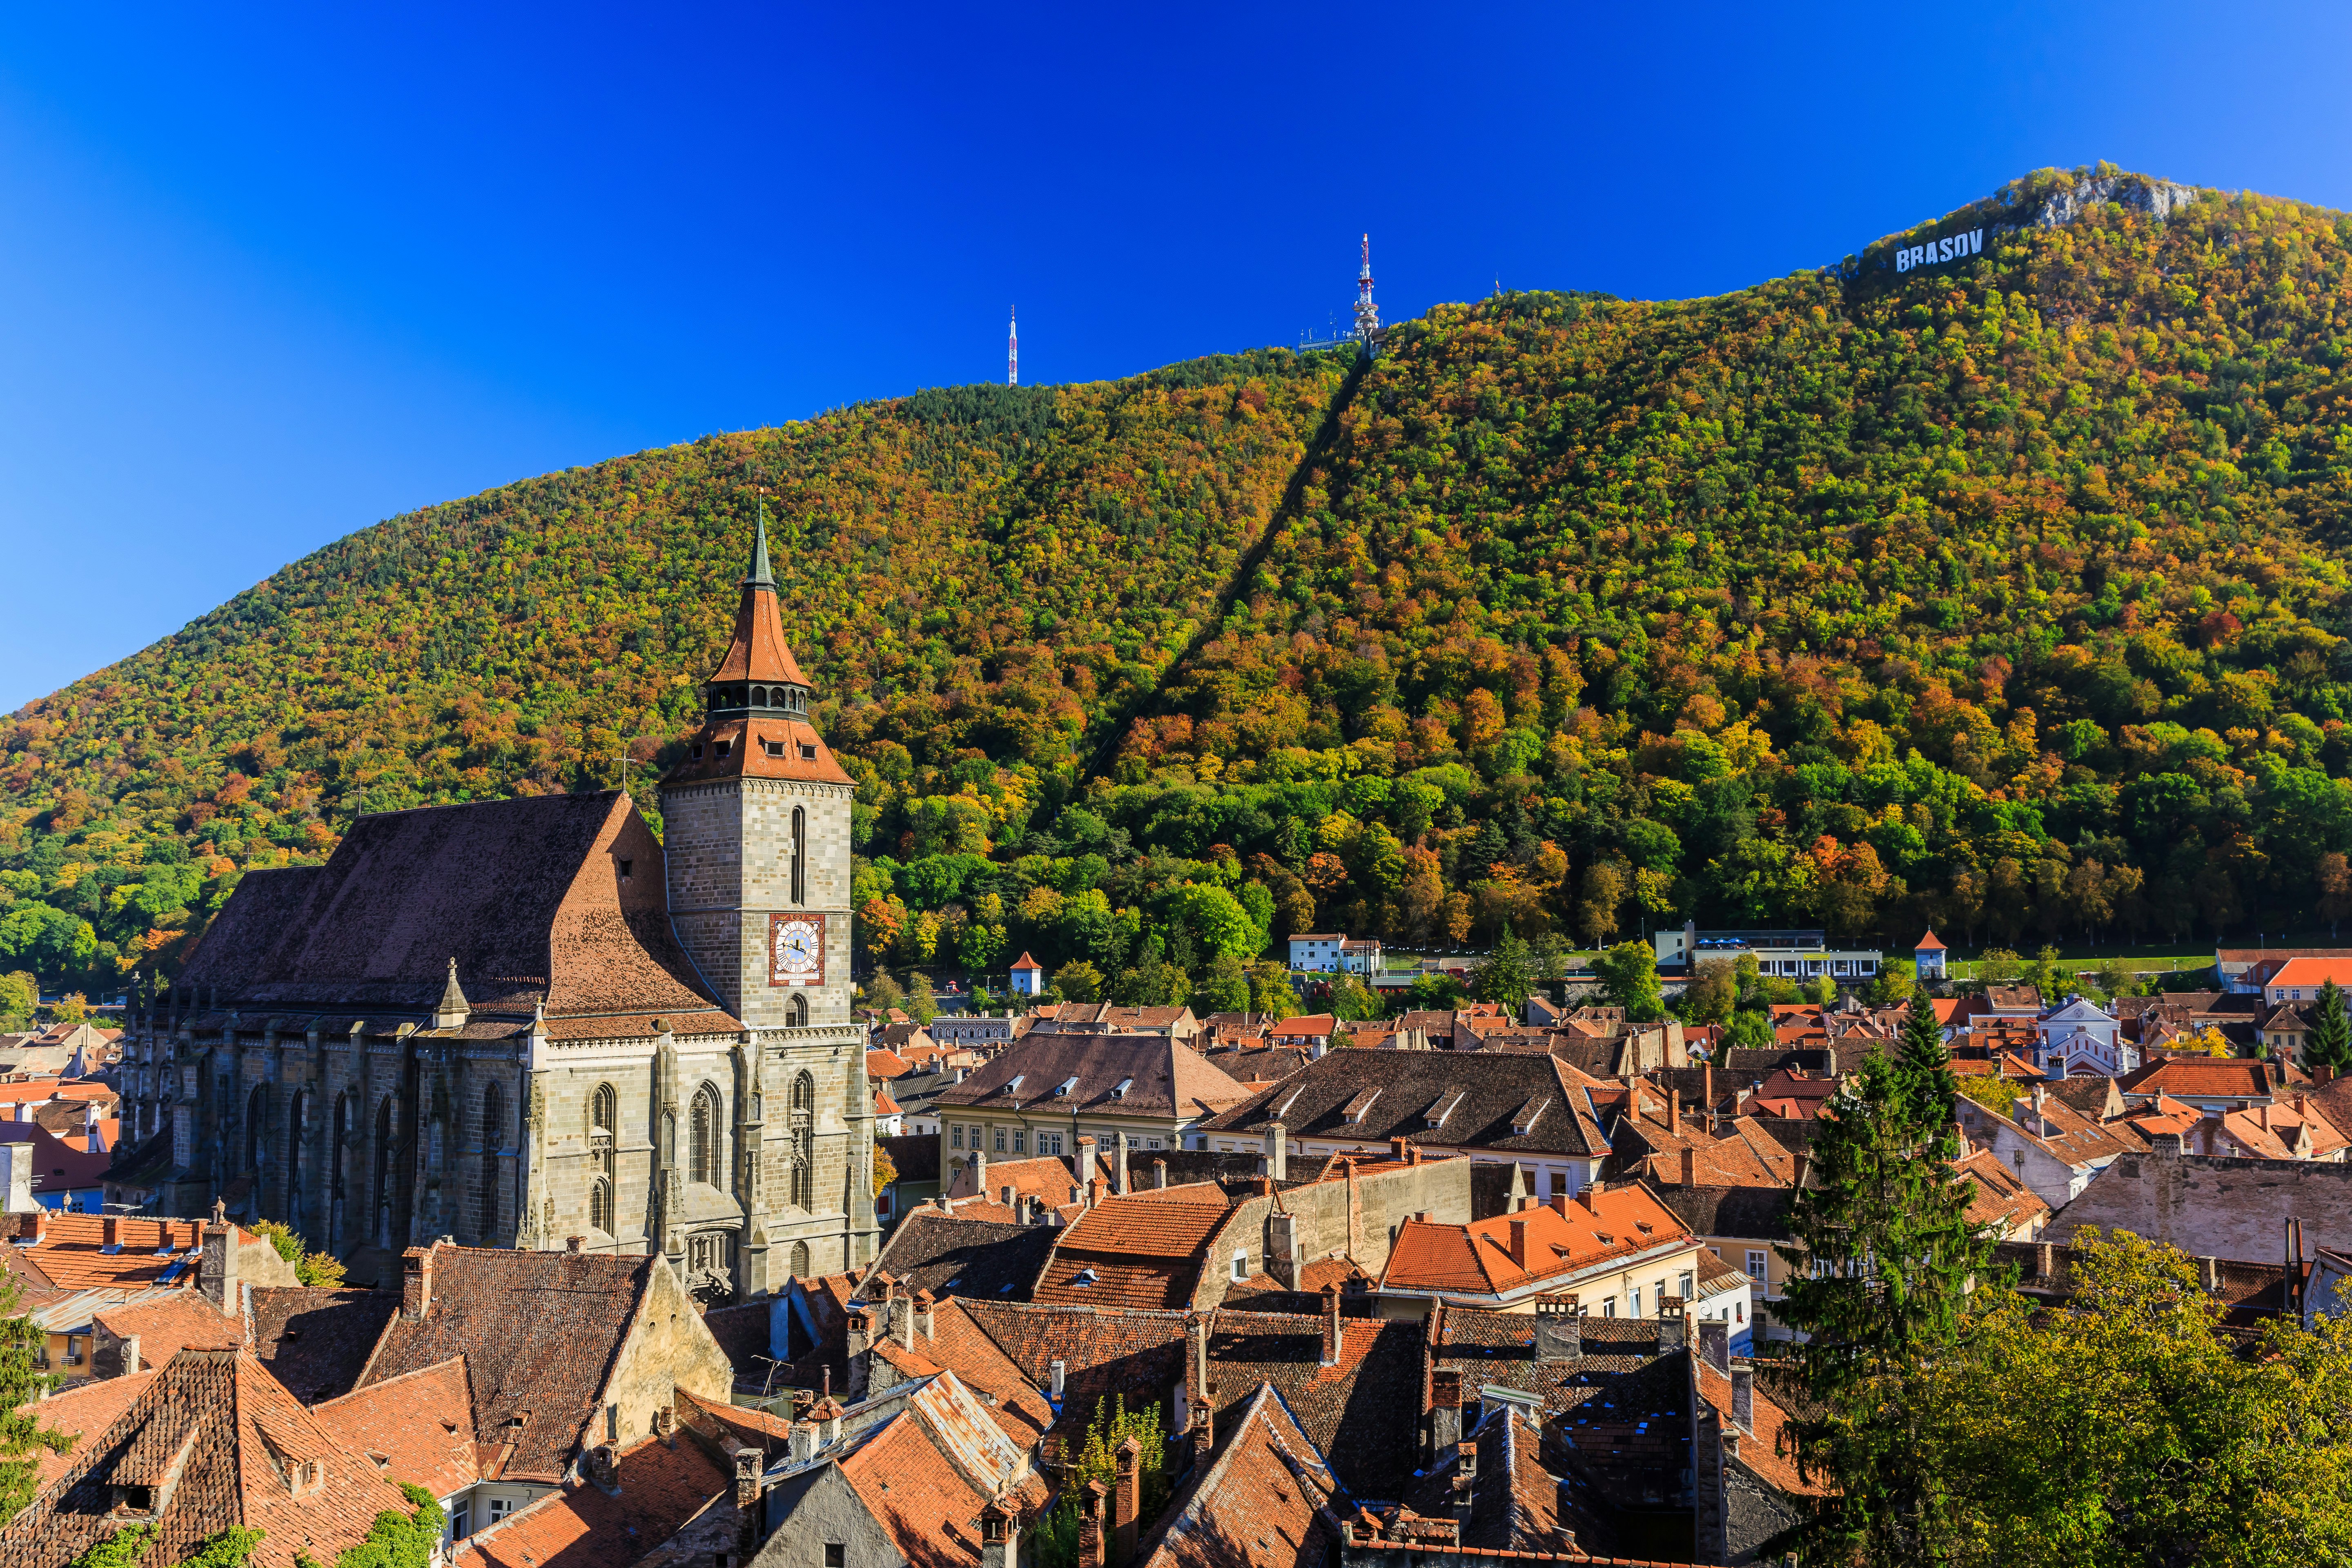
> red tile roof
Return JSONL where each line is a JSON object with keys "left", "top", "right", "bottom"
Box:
{"left": 91, "top": 1293, "right": 243, "bottom": 1365}
{"left": 0, "top": 1213, "right": 207, "bottom": 1295}
{"left": 1695, "top": 1358, "right": 1826, "bottom": 1497}
{"left": 1033, "top": 1199, "right": 1232, "bottom": 1310}
{"left": 312, "top": 1357, "right": 481, "bottom": 1499}
{"left": 18, "top": 1369, "right": 157, "bottom": 1493}
{"left": 1378, "top": 1189, "right": 1695, "bottom": 1298}
{"left": 1134, "top": 1381, "right": 1340, "bottom": 1568}
{"left": 2267, "top": 957, "right": 2352, "bottom": 992}
{"left": 452, "top": 1431, "right": 733, "bottom": 1568}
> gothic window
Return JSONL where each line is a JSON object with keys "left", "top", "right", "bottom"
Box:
{"left": 789, "top": 1071, "right": 814, "bottom": 1211}
{"left": 479, "top": 1082, "right": 505, "bottom": 1240}
{"left": 331, "top": 1095, "right": 348, "bottom": 1201}
{"left": 589, "top": 1179, "right": 611, "bottom": 1234}
{"left": 790, "top": 1241, "right": 811, "bottom": 1280}
{"left": 786, "top": 993, "right": 807, "bottom": 1028}
{"left": 372, "top": 1096, "right": 395, "bottom": 1233}
{"left": 588, "top": 1082, "right": 616, "bottom": 1186}
{"left": 246, "top": 1085, "right": 270, "bottom": 1175}
{"left": 789, "top": 807, "right": 806, "bottom": 906}
{"left": 689, "top": 1087, "right": 721, "bottom": 1185}
{"left": 286, "top": 1091, "right": 306, "bottom": 1211}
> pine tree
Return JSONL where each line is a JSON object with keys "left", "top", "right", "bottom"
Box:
{"left": 1775, "top": 1032, "right": 2000, "bottom": 1566}
{"left": 1472, "top": 927, "right": 1533, "bottom": 1009}
{"left": 2309, "top": 979, "right": 2352, "bottom": 1072}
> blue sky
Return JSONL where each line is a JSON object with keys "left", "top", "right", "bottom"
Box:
{"left": 3, "top": 2, "right": 2348, "bottom": 710}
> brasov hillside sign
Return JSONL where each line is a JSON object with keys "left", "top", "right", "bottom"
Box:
{"left": 1895, "top": 229, "right": 1984, "bottom": 272}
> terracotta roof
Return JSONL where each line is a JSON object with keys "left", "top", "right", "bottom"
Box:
{"left": 1011, "top": 952, "right": 1042, "bottom": 971}
{"left": 452, "top": 1430, "right": 733, "bottom": 1568}
{"left": 18, "top": 1369, "right": 158, "bottom": 1493}
{"left": 312, "top": 1357, "right": 481, "bottom": 1499}
{"left": 1267, "top": 1016, "right": 1337, "bottom": 1038}
{"left": 1956, "top": 1149, "right": 2051, "bottom": 1235}
{"left": 829, "top": 1388, "right": 1036, "bottom": 1568}
{"left": 1984, "top": 985, "right": 2043, "bottom": 1011}
{"left": 933, "top": 1032, "right": 1248, "bottom": 1121}
{"left": 1377, "top": 1190, "right": 1695, "bottom": 1298}
{"left": 1195, "top": 1050, "right": 1608, "bottom": 1157}
{"left": 0, "top": 1213, "right": 206, "bottom": 1295}
{"left": 247, "top": 1287, "right": 401, "bottom": 1404}
{"left": 1695, "top": 1356, "right": 1824, "bottom": 1497}
{"left": 945, "top": 1151, "right": 1114, "bottom": 1207}
{"left": 866, "top": 1213, "right": 1057, "bottom": 1305}
{"left": 1915, "top": 931, "right": 1947, "bottom": 951}
{"left": 91, "top": 1293, "right": 241, "bottom": 1364}
{"left": 181, "top": 791, "right": 736, "bottom": 1029}
{"left": 352, "top": 1244, "right": 659, "bottom": 1481}
{"left": 2267, "top": 958, "right": 2352, "bottom": 992}
{"left": 0, "top": 1346, "right": 419, "bottom": 1568}
{"left": 956, "top": 1300, "right": 1186, "bottom": 1452}
{"left": 1134, "top": 1381, "right": 1341, "bottom": 1568}
{"left": 864, "top": 1297, "right": 1058, "bottom": 1448}
{"left": 2118, "top": 1059, "right": 2275, "bottom": 1101}
{"left": 869, "top": 1048, "right": 913, "bottom": 1079}
{"left": 1396, "top": 1404, "right": 1583, "bottom": 1555}
{"left": 708, "top": 570, "right": 809, "bottom": 686}
{"left": 1035, "top": 1198, "right": 1232, "bottom": 1309}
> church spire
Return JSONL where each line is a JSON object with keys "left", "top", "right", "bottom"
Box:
{"left": 745, "top": 497, "right": 775, "bottom": 589}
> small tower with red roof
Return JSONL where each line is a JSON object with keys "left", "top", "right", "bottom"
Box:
{"left": 1915, "top": 931, "right": 1949, "bottom": 984}
{"left": 1009, "top": 951, "right": 1045, "bottom": 998}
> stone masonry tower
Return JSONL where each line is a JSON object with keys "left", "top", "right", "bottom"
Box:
{"left": 661, "top": 509, "right": 858, "bottom": 1029}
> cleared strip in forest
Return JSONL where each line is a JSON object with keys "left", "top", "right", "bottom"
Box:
{"left": 1075, "top": 345, "right": 1374, "bottom": 785}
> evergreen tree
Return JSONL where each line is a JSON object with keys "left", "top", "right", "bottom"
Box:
{"left": 1471, "top": 927, "right": 1533, "bottom": 1009}
{"left": 1188, "top": 952, "right": 1251, "bottom": 1018}
{"left": 2310, "top": 979, "right": 2352, "bottom": 1072}
{"left": 1775, "top": 1036, "right": 2000, "bottom": 1565}
{"left": 0, "top": 1273, "right": 71, "bottom": 1522}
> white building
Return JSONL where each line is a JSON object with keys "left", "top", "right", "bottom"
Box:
{"left": 1009, "top": 951, "right": 1045, "bottom": 998}
{"left": 2038, "top": 996, "right": 2133, "bottom": 1077}
{"left": 1655, "top": 923, "right": 1881, "bottom": 983}
{"left": 1289, "top": 933, "right": 1345, "bottom": 972}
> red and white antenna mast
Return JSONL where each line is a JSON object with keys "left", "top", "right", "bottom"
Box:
{"left": 1353, "top": 234, "right": 1380, "bottom": 341}
{"left": 1008, "top": 306, "right": 1019, "bottom": 387}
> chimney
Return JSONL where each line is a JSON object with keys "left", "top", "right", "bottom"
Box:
{"left": 1153, "top": 1159, "right": 1168, "bottom": 1190}
{"left": 1001, "top": 1184, "right": 1016, "bottom": 1210}
{"left": 2035, "top": 1240, "right": 2056, "bottom": 1282}
{"left": 1506, "top": 1218, "right": 1530, "bottom": 1269}
{"left": 1657, "top": 1297, "right": 1686, "bottom": 1353}
{"left": 1669, "top": 1091, "right": 1681, "bottom": 1136}
{"left": 1088, "top": 1176, "right": 1108, "bottom": 1207}
{"left": 1267, "top": 1212, "right": 1300, "bottom": 1291}
{"left": 1792, "top": 1152, "right": 1810, "bottom": 1190}
{"left": 567, "top": 1235, "right": 586, "bottom": 1252}
{"left": 2200, "top": 1255, "right": 2221, "bottom": 1293}
{"left": 587, "top": 1443, "right": 619, "bottom": 1490}
{"left": 1321, "top": 1283, "right": 1343, "bottom": 1367}
{"left": 0, "top": 1145, "right": 32, "bottom": 1214}
{"left": 1703, "top": 1060, "right": 1714, "bottom": 1116}
{"left": 398, "top": 1246, "right": 431, "bottom": 1322}
{"left": 1428, "top": 1369, "right": 1465, "bottom": 1464}
{"left": 1187, "top": 1314, "right": 1215, "bottom": 1463}
{"left": 980, "top": 1497, "right": 1021, "bottom": 1568}
{"left": 1696, "top": 1318, "right": 1730, "bottom": 1374}
{"left": 1730, "top": 1365, "right": 1753, "bottom": 1433}
{"left": 1533, "top": 1295, "right": 1580, "bottom": 1362}
{"left": 1453, "top": 1440, "right": 1477, "bottom": 1526}
{"left": 1267, "top": 1120, "right": 1287, "bottom": 1182}
{"left": 788, "top": 1421, "right": 817, "bottom": 1466}
{"left": 889, "top": 1288, "right": 915, "bottom": 1350}
{"left": 971, "top": 1146, "right": 987, "bottom": 1195}
{"left": 1078, "top": 1478, "right": 1108, "bottom": 1568}
{"left": 1049, "top": 1359, "right": 1066, "bottom": 1401}
{"left": 1113, "top": 1436, "right": 1142, "bottom": 1565}
{"left": 200, "top": 1221, "right": 238, "bottom": 1315}
{"left": 1575, "top": 1185, "right": 1599, "bottom": 1214}
{"left": 844, "top": 1310, "right": 872, "bottom": 1400}
{"left": 101, "top": 1215, "right": 120, "bottom": 1252}
{"left": 912, "top": 1289, "right": 935, "bottom": 1342}
{"left": 1680, "top": 1147, "right": 1696, "bottom": 1187}
{"left": 1114, "top": 1132, "right": 1131, "bottom": 1196}
{"left": 1077, "top": 1134, "right": 1099, "bottom": 1185}
{"left": 733, "top": 1447, "right": 760, "bottom": 1512}
{"left": 120, "top": 1333, "right": 141, "bottom": 1376}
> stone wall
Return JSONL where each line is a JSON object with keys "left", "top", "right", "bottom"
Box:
{"left": 1188, "top": 1155, "right": 1477, "bottom": 1311}
{"left": 600, "top": 1252, "right": 738, "bottom": 1448}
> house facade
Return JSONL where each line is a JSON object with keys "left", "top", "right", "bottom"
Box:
{"left": 2038, "top": 997, "right": 2132, "bottom": 1077}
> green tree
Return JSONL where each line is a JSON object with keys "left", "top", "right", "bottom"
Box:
{"left": 0, "top": 906, "right": 94, "bottom": 985}
{"left": 1869, "top": 965, "right": 1915, "bottom": 1007}
{"left": 1400, "top": 971, "right": 1467, "bottom": 1013}
{"left": 1110, "top": 950, "right": 1189, "bottom": 1008}
{"left": 1053, "top": 960, "right": 1105, "bottom": 1003}
{"left": 1975, "top": 947, "right": 2022, "bottom": 985}
{"left": 1775, "top": 1036, "right": 1999, "bottom": 1565}
{"left": 1590, "top": 940, "right": 1663, "bottom": 1021}
{"left": 0, "top": 1270, "right": 72, "bottom": 1522}
{"left": 864, "top": 968, "right": 906, "bottom": 1016}
{"left": 2310, "top": 979, "right": 2352, "bottom": 1072}
{"left": 1681, "top": 956, "right": 1737, "bottom": 1025}
{"left": 64, "top": 1525, "right": 158, "bottom": 1568}
{"left": 1034, "top": 1397, "right": 1170, "bottom": 1568}
{"left": 1470, "top": 928, "right": 1533, "bottom": 1010}
{"left": 1167, "top": 884, "right": 1256, "bottom": 960}
{"left": 251, "top": 1220, "right": 347, "bottom": 1289}
{"left": 0, "top": 973, "right": 31, "bottom": 1029}
{"left": 1188, "top": 952, "right": 1252, "bottom": 1017}
{"left": 1914, "top": 1231, "right": 2352, "bottom": 1566}
{"left": 1724, "top": 1006, "right": 1776, "bottom": 1051}
{"left": 904, "top": 971, "right": 938, "bottom": 1026}
{"left": 1247, "top": 960, "right": 1301, "bottom": 1018}
{"left": 1327, "top": 971, "right": 1381, "bottom": 1022}
{"left": 1527, "top": 931, "right": 1569, "bottom": 980}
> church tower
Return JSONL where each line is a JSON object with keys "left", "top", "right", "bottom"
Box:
{"left": 659, "top": 509, "right": 857, "bottom": 1031}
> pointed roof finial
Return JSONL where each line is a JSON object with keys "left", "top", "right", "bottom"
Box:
{"left": 745, "top": 494, "right": 775, "bottom": 589}
{"left": 435, "top": 958, "right": 471, "bottom": 1029}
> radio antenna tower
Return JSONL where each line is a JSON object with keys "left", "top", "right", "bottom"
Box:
{"left": 1008, "top": 306, "right": 1018, "bottom": 387}
{"left": 1353, "top": 234, "right": 1380, "bottom": 341}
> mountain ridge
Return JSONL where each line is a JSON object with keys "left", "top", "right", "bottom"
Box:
{"left": 6, "top": 163, "right": 2352, "bottom": 1001}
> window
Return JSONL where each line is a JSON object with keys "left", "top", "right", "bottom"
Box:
{"left": 689, "top": 1087, "right": 721, "bottom": 1185}
{"left": 488, "top": 1497, "right": 512, "bottom": 1524}
{"left": 800, "top": 744, "right": 818, "bottom": 761}
{"left": 994, "top": 1127, "right": 1007, "bottom": 1153}
{"left": 789, "top": 1072, "right": 815, "bottom": 1210}
{"left": 589, "top": 1179, "right": 611, "bottom": 1234}
{"left": 1630, "top": 1285, "right": 1642, "bottom": 1315}
{"left": 1745, "top": 1250, "right": 1768, "bottom": 1282}
{"left": 1232, "top": 1251, "right": 1250, "bottom": 1281}
{"left": 479, "top": 1082, "right": 505, "bottom": 1240}
{"left": 1601, "top": 1297, "right": 1617, "bottom": 1318}
{"left": 1678, "top": 1271, "right": 1694, "bottom": 1301}
{"left": 952, "top": 1125, "right": 964, "bottom": 1149}
{"left": 1012, "top": 1129, "right": 1026, "bottom": 1154}
{"left": 826, "top": 1547, "right": 846, "bottom": 1568}
{"left": 1736, "top": 1301, "right": 1745, "bottom": 1323}
{"left": 451, "top": 1503, "right": 470, "bottom": 1539}
{"left": 787, "top": 993, "right": 808, "bottom": 1027}
{"left": 763, "top": 739, "right": 784, "bottom": 757}
{"left": 790, "top": 807, "right": 807, "bottom": 905}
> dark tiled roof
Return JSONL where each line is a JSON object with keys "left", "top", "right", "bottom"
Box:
{"left": 181, "top": 792, "right": 734, "bottom": 1029}
{"left": 1398, "top": 1404, "right": 1588, "bottom": 1555}
{"left": 700, "top": 1301, "right": 775, "bottom": 1374}
{"left": 247, "top": 1287, "right": 399, "bottom": 1404}
{"left": 1205, "top": 1307, "right": 1423, "bottom": 1503}
{"left": 1195, "top": 1050, "right": 1606, "bottom": 1157}
{"left": 1652, "top": 1184, "right": 1798, "bottom": 1244}
{"left": 1134, "top": 1381, "right": 1341, "bottom": 1568}
{"left": 958, "top": 1300, "right": 1187, "bottom": 1452}
{"left": 453, "top": 1431, "right": 733, "bottom": 1568}
{"left": 934, "top": 1031, "right": 1247, "bottom": 1121}
{"left": 355, "top": 1245, "right": 654, "bottom": 1480}
{"left": 867, "top": 1214, "right": 1058, "bottom": 1305}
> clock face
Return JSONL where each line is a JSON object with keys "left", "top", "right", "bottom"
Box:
{"left": 769, "top": 913, "right": 825, "bottom": 987}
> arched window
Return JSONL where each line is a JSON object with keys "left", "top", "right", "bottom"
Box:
{"left": 791, "top": 1072, "right": 815, "bottom": 1115}
{"left": 790, "top": 807, "right": 806, "bottom": 906}
{"left": 590, "top": 1083, "right": 616, "bottom": 1139}
{"left": 789, "top": 1071, "right": 815, "bottom": 1210}
{"left": 752, "top": 686, "right": 767, "bottom": 706}
{"left": 688, "top": 1087, "right": 720, "bottom": 1186}
{"left": 790, "top": 1240, "right": 811, "bottom": 1280}
{"left": 246, "top": 1085, "right": 270, "bottom": 1174}
{"left": 589, "top": 1179, "right": 611, "bottom": 1235}
{"left": 786, "top": 993, "right": 807, "bottom": 1028}
{"left": 331, "top": 1094, "right": 348, "bottom": 1201}
{"left": 286, "top": 1090, "right": 306, "bottom": 1221}
{"left": 479, "top": 1082, "right": 505, "bottom": 1240}
{"left": 372, "top": 1096, "right": 395, "bottom": 1236}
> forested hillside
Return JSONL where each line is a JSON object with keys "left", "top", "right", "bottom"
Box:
{"left": 7, "top": 164, "right": 2352, "bottom": 1004}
